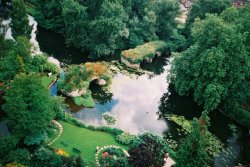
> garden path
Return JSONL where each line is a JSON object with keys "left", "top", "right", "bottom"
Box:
{"left": 48, "top": 120, "right": 63, "bottom": 145}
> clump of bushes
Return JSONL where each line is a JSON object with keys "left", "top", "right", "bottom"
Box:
{"left": 121, "top": 41, "right": 167, "bottom": 64}
{"left": 102, "top": 113, "right": 116, "bottom": 125}
{"left": 58, "top": 65, "right": 91, "bottom": 93}
{"left": 84, "top": 62, "right": 108, "bottom": 78}
{"left": 27, "top": 54, "right": 59, "bottom": 74}
{"left": 55, "top": 148, "right": 69, "bottom": 157}
{"left": 116, "top": 133, "right": 137, "bottom": 145}
{"left": 100, "top": 148, "right": 129, "bottom": 167}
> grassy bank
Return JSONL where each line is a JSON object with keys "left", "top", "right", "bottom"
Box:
{"left": 121, "top": 41, "right": 167, "bottom": 64}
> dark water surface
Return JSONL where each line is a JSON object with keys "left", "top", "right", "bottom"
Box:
{"left": 37, "top": 27, "right": 249, "bottom": 166}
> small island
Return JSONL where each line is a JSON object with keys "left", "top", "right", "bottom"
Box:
{"left": 58, "top": 62, "right": 111, "bottom": 108}
{"left": 121, "top": 41, "right": 168, "bottom": 68}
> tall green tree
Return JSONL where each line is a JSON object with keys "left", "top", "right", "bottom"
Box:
{"left": 30, "top": 0, "right": 64, "bottom": 32}
{"left": 3, "top": 73, "right": 56, "bottom": 137}
{"left": 14, "top": 36, "right": 32, "bottom": 63}
{"left": 155, "top": 0, "right": 179, "bottom": 40}
{"left": 0, "top": 36, "right": 31, "bottom": 82}
{"left": 0, "top": 136, "right": 19, "bottom": 160}
{"left": 61, "top": 0, "right": 88, "bottom": 48}
{"left": 0, "top": 0, "right": 12, "bottom": 19}
{"left": 221, "top": 4, "right": 250, "bottom": 52}
{"left": 171, "top": 14, "right": 250, "bottom": 111}
{"left": 176, "top": 116, "right": 209, "bottom": 167}
{"left": 31, "top": 147, "right": 63, "bottom": 167}
{"left": 127, "top": 0, "right": 157, "bottom": 47}
{"left": 128, "top": 133, "right": 172, "bottom": 167}
{"left": 10, "top": 0, "right": 31, "bottom": 39}
{"left": 0, "top": 52, "right": 20, "bottom": 82}
{"left": 184, "top": 0, "right": 230, "bottom": 35}
{"left": 87, "top": 0, "right": 128, "bottom": 58}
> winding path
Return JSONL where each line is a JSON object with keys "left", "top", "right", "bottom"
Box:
{"left": 48, "top": 120, "right": 63, "bottom": 146}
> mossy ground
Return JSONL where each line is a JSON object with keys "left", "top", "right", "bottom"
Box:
{"left": 73, "top": 90, "right": 95, "bottom": 108}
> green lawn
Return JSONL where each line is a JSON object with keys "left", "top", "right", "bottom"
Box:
{"left": 52, "top": 121, "right": 127, "bottom": 163}
{"left": 41, "top": 75, "right": 57, "bottom": 88}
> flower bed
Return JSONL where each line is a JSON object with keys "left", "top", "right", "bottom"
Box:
{"left": 95, "top": 145, "right": 129, "bottom": 167}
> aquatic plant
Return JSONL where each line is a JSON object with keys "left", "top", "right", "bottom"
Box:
{"left": 102, "top": 113, "right": 117, "bottom": 125}
{"left": 116, "top": 133, "right": 137, "bottom": 145}
{"left": 165, "top": 114, "right": 225, "bottom": 157}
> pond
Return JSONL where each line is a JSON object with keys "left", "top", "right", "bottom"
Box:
{"left": 36, "top": 26, "right": 249, "bottom": 166}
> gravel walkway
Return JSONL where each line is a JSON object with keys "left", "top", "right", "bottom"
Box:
{"left": 48, "top": 120, "right": 63, "bottom": 146}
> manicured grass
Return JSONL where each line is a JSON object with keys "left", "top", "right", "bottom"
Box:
{"left": 41, "top": 75, "right": 57, "bottom": 88}
{"left": 52, "top": 121, "right": 127, "bottom": 163}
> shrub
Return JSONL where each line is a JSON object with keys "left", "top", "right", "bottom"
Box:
{"left": 5, "top": 162, "right": 25, "bottom": 167}
{"left": 4, "top": 149, "right": 30, "bottom": 165}
{"left": 58, "top": 62, "right": 109, "bottom": 95}
{"left": 100, "top": 148, "right": 129, "bottom": 167}
{"left": 102, "top": 113, "right": 116, "bottom": 125}
{"left": 31, "top": 147, "right": 63, "bottom": 167}
{"left": 104, "top": 148, "right": 125, "bottom": 157}
{"left": 24, "top": 131, "right": 48, "bottom": 145}
{"left": 55, "top": 148, "right": 69, "bottom": 157}
{"left": 28, "top": 54, "right": 59, "bottom": 74}
{"left": 57, "top": 65, "right": 91, "bottom": 93}
{"left": 0, "top": 136, "right": 19, "bottom": 159}
{"left": 84, "top": 62, "right": 108, "bottom": 78}
{"left": 116, "top": 133, "right": 137, "bottom": 145}
{"left": 128, "top": 133, "right": 175, "bottom": 166}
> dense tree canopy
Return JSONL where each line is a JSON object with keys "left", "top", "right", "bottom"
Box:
{"left": 155, "top": 0, "right": 179, "bottom": 40}
{"left": 61, "top": 0, "right": 88, "bottom": 49}
{"left": 10, "top": 0, "right": 31, "bottom": 39}
{"left": 87, "top": 0, "right": 128, "bottom": 58}
{"left": 184, "top": 0, "right": 231, "bottom": 35}
{"left": 171, "top": 11, "right": 250, "bottom": 112}
{"left": 29, "top": 0, "right": 180, "bottom": 58}
{"left": 30, "top": 0, "right": 64, "bottom": 32}
{"left": 2, "top": 73, "right": 56, "bottom": 137}
{"left": 0, "top": 36, "right": 28, "bottom": 82}
{"left": 0, "top": 0, "right": 12, "bottom": 19}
